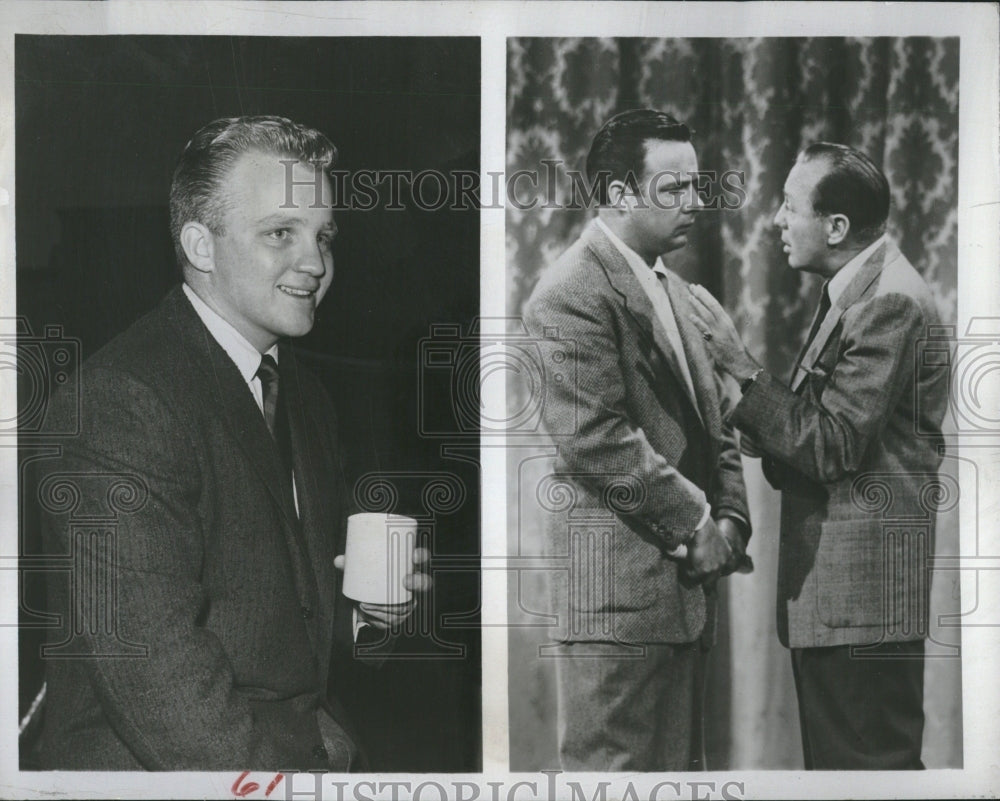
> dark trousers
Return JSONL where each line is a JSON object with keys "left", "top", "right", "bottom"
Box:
{"left": 553, "top": 640, "right": 705, "bottom": 771}
{"left": 791, "top": 640, "right": 925, "bottom": 770}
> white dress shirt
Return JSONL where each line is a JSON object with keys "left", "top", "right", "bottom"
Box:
{"left": 182, "top": 283, "right": 279, "bottom": 414}
{"left": 827, "top": 233, "right": 888, "bottom": 306}
{"left": 182, "top": 282, "right": 297, "bottom": 510}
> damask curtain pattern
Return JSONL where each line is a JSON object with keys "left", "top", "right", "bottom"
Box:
{"left": 506, "top": 36, "right": 960, "bottom": 770}
{"left": 508, "top": 37, "right": 957, "bottom": 365}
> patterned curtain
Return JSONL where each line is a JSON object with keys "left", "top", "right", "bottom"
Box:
{"left": 507, "top": 37, "right": 960, "bottom": 770}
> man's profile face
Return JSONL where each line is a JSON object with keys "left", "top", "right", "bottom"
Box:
{"left": 773, "top": 157, "right": 830, "bottom": 273}
{"left": 619, "top": 138, "right": 703, "bottom": 262}
{"left": 206, "top": 150, "right": 336, "bottom": 351}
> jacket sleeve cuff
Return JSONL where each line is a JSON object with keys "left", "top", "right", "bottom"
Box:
{"left": 695, "top": 503, "right": 712, "bottom": 532}
{"left": 717, "top": 510, "right": 751, "bottom": 542}
{"left": 649, "top": 501, "right": 710, "bottom": 550}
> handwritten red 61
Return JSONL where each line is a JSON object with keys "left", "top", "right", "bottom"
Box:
{"left": 231, "top": 771, "right": 284, "bottom": 798}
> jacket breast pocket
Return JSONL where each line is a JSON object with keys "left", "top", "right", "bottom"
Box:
{"left": 814, "top": 518, "right": 905, "bottom": 629}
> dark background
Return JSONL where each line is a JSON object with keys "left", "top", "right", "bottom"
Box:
{"left": 17, "top": 35, "right": 481, "bottom": 772}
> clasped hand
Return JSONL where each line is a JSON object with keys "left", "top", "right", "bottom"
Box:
{"left": 333, "top": 547, "right": 432, "bottom": 629}
{"left": 683, "top": 518, "right": 750, "bottom": 589}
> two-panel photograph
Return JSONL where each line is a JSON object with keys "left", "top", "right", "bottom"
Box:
{"left": 2, "top": 3, "right": 997, "bottom": 800}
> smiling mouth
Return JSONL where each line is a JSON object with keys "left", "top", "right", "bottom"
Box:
{"left": 278, "top": 285, "right": 317, "bottom": 299}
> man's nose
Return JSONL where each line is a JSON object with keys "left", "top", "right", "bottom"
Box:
{"left": 684, "top": 185, "right": 705, "bottom": 212}
{"left": 773, "top": 206, "right": 785, "bottom": 228}
{"left": 295, "top": 242, "right": 329, "bottom": 275}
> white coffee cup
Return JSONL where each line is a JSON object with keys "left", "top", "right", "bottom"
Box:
{"left": 341, "top": 513, "right": 418, "bottom": 605}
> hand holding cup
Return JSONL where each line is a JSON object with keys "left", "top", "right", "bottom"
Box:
{"left": 335, "top": 513, "right": 432, "bottom": 630}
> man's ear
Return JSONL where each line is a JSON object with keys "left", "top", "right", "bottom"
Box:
{"left": 826, "top": 213, "right": 850, "bottom": 246}
{"left": 608, "top": 179, "right": 646, "bottom": 211}
{"left": 607, "top": 179, "right": 631, "bottom": 210}
{"left": 180, "top": 221, "right": 215, "bottom": 273}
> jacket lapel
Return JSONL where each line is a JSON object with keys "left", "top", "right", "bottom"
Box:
{"left": 165, "top": 286, "right": 341, "bottom": 679}
{"left": 661, "top": 270, "right": 723, "bottom": 441}
{"left": 790, "top": 240, "right": 888, "bottom": 393}
{"left": 585, "top": 222, "right": 704, "bottom": 423}
{"left": 165, "top": 287, "right": 301, "bottom": 530}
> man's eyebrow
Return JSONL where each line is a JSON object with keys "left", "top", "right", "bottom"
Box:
{"left": 656, "top": 176, "right": 693, "bottom": 190}
{"left": 257, "top": 213, "right": 307, "bottom": 227}
{"left": 256, "top": 214, "right": 337, "bottom": 234}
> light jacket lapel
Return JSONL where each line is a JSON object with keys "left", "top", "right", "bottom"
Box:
{"left": 584, "top": 222, "right": 704, "bottom": 422}
{"left": 661, "top": 270, "right": 723, "bottom": 441}
{"left": 790, "top": 241, "right": 889, "bottom": 393}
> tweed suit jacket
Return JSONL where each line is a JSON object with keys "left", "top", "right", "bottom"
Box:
{"left": 36, "top": 285, "right": 363, "bottom": 770}
{"left": 523, "top": 220, "right": 750, "bottom": 645}
{"left": 731, "top": 239, "right": 948, "bottom": 648}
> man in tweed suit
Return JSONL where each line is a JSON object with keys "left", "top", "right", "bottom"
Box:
{"left": 35, "top": 116, "right": 428, "bottom": 770}
{"left": 523, "top": 109, "right": 752, "bottom": 771}
{"left": 688, "top": 143, "right": 949, "bottom": 769}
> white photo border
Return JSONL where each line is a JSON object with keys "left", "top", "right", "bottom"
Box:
{"left": 1, "top": 2, "right": 997, "bottom": 799}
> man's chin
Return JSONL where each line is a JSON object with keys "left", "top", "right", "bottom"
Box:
{"left": 662, "top": 236, "right": 688, "bottom": 253}
{"left": 276, "top": 315, "right": 317, "bottom": 340}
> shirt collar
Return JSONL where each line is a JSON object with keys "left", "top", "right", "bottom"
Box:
{"left": 182, "top": 283, "right": 278, "bottom": 385}
{"left": 827, "top": 234, "right": 887, "bottom": 306}
{"left": 595, "top": 217, "right": 668, "bottom": 279}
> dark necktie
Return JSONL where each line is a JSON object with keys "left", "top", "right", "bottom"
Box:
{"left": 790, "top": 283, "right": 833, "bottom": 390}
{"left": 256, "top": 359, "right": 312, "bottom": 605}
{"left": 804, "top": 283, "right": 832, "bottom": 350}
{"left": 255, "top": 354, "right": 295, "bottom": 482}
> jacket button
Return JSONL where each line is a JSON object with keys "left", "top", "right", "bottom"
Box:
{"left": 312, "top": 744, "right": 328, "bottom": 760}
{"left": 301, "top": 606, "right": 314, "bottom": 620}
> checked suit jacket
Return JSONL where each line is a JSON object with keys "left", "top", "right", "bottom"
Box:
{"left": 35, "top": 285, "right": 365, "bottom": 770}
{"left": 523, "top": 220, "right": 750, "bottom": 645}
{"left": 730, "top": 239, "right": 949, "bottom": 648}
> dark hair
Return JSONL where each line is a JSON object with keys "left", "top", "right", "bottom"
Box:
{"left": 799, "top": 142, "right": 890, "bottom": 244}
{"left": 585, "top": 109, "right": 691, "bottom": 205}
{"left": 169, "top": 115, "right": 337, "bottom": 269}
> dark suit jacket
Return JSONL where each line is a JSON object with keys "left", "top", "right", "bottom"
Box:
{"left": 731, "top": 239, "right": 949, "bottom": 648}
{"left": 36, "top": 285, "right": 362, "bottom": 770}
{"left": 523, "top": 220, "right": 750, "bottom": 645}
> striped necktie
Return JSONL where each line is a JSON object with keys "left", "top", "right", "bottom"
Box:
{"left": 255, "top": 354, "right": 294, "bottom": 481}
